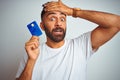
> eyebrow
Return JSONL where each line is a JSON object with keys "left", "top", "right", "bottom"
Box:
{"left": 46, "top": 12, "right": 66, "bottom": 17}
{"left": 61, "top": 12, "right": 66, "bottom": 17}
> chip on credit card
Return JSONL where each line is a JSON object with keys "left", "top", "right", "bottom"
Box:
{"left": 27, "top": 21, "right": 42, "bottom": 36}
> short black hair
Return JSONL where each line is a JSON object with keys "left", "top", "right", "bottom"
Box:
{"left": 41, "top": 8, "right": 46, "bottom": 21}
{"left": 40, "top": 5, "right": 67, "bottom": 21}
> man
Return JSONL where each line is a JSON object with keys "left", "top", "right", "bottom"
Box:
{"left": 16, "top": 0, "right": 120, "bottom": 80}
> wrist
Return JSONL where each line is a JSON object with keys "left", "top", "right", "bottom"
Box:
{"left": 27, "top": 58, "right": 37, "bottom": 63}
{"left": 72, "top": 8, "right": 81, "bottom": 18}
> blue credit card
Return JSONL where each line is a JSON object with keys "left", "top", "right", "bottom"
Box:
{"left": 27, "top": 21, "right": 42, "bottom": 36}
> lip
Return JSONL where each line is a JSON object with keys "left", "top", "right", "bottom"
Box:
{"left": 53, "top": 31, "right": 63, "bottom": 35}
{"left": 52, "top": 27, "right": 64, "bottom": 35}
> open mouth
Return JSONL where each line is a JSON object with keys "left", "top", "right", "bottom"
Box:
{"left": 52, "top": 28, "right": 64, "bottom": 35}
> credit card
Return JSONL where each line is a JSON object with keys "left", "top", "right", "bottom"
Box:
{"left": 27, "top": 21, "right": 42, "bottom": 36}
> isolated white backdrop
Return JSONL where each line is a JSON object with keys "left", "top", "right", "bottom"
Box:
{"left": 0, "top": 0, "right": 120, "bottom": 80}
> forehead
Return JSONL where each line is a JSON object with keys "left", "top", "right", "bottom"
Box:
{"left": 44, "top": 11, "right": 66, "bottom": 17}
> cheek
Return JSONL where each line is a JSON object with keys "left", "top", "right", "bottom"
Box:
{"left": 62, "top": 22, "right": 67, "bottom": 30}
{"left": 44, "top": 22, "right": 54, "bottom": 32}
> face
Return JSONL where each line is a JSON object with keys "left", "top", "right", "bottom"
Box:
{"left": 41, "top": 11, "right": 67, "bottom": 42}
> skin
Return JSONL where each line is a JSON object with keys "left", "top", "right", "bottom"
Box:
{"left": 16, "top": 36, "right": 40, "bottom": 80}
{"left": 16, "top": 0, "right": 120, "bottom": 80}
{"left": 40, "top": 11, "right": 67, "bottom": 48}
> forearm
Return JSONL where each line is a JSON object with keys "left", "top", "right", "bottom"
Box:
{"left": 17, "top": 59, "right": 36, "bottom": 80}
{"left": 43, "top": 1, "right": 120, "bottom": 30}
{"left": 74, "top": 9, "right": 120, "bottom": 29}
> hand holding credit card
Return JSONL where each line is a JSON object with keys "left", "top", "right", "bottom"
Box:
{"left": 27, "top": 21, "right": 42, "bottom": 36}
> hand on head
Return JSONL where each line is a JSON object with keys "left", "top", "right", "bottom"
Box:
{"left": 43, "top": 0, "right": 73, "bottom": 16}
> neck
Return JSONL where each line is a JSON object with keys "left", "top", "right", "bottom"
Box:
{"left": 46, "top": 39, "right": 65, "bottom": 48}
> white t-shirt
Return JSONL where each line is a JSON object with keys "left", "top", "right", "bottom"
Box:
{"left": 16, "top": 32, "right": 95, "bottom": 80}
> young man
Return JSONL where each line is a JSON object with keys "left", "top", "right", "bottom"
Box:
{"left": 16, "top": 0, "right": 120, "bottom": 80}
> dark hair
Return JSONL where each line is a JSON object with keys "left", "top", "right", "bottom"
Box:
{"left": 41, "top": 8, "right": 46, "bottom": 21}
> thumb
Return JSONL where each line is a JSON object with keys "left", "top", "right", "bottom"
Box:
{"left": 30, "top": 36, "right": 39, "bottom": 41}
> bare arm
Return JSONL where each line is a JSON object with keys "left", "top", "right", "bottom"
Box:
{"left": 16, "top": 59, "right": 36, "bottom": 80}
{"left": 16, "top": 36, "right": 40, "bottom": 80}
{"left": 75, "top": 10, "right": 120, "bottom": 50}
{"left": 44, "top": 0, "right": 120, "bottom": 50}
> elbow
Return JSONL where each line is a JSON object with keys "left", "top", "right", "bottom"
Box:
{"left": 115, "top": 16, "right": 120, "bottom": 31}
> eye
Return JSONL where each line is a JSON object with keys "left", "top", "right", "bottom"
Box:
{"left": 61, "top": 18, "right": 65, "bottom": 22}
{"left": 50, "top": 17, "right": 55, "bottom": 21}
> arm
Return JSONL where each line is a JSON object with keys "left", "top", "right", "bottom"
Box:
{"left": 44, "top": 0, "right": 120, "bottom": 50}
{"left": 16, "top": 36, "right": 40, "bottom": 80}
{"left": 75, "top": 10, "right": 120, "bottom": 50}
{"left": 16, "top": 59, "right": 36, "bottom": 80}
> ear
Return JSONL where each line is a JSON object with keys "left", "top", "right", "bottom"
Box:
{"left": 40, "top": 22, "right": 45, "bottom": 31}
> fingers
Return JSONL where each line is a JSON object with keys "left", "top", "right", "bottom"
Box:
{"left": 26, "top": 40, "right": 39, "bottom": 50}
{"left": 58, "top": 0, "right": 62, "bottom": 4}
{"left": 43, "top": 0, "right": 62, "bottom": 8}
{"left": 30, "top": 36, "right": 39, "bottom": 50}
{"left": 43, "top": 1, "right": 56, "bottom": 7}
{"left": 25, "top": 36, "right": 39, "bottom": 50}
{"left": 42, "top": 0, "right": 71, "bottom": 15}
{"left": 30, "top": 36, "right": 39, "bottom": 41}
{"left": 43, "top": 2, "right": 60, "bottom": 12}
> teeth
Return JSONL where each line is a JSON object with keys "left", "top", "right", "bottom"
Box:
{"left": 55, "top": 29, "right": 62, "bottom": 32}
{"left": 56, "top": 30, "right": 60, "bottom": 32}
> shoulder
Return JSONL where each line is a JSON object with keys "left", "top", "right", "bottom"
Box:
{"left": 72, "top": 31, "right": 92, "bottom": 42}
{"left": 66, "top": 31, "right": 92, "bottom": 48}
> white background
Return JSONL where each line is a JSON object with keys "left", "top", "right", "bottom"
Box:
{"left": 0, "top": 0, "right": 120, "bottom": 80}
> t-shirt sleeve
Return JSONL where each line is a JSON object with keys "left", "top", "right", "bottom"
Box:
{"left": 74, "top": 31, "right": 96, "bottom": 60}
{"left": 16, "top": 53, "right": 28, "bottom": 78}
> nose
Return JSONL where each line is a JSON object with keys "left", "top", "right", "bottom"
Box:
{"left": 55, "top": 18, "right": 62, "bottom": 27}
